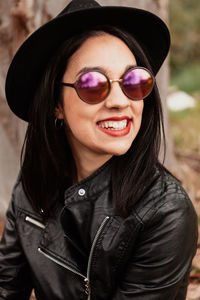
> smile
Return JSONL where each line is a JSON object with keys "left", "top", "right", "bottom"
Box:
{"left": 98, "top": 119, "right": 128, "bottom": 130}
{"left": 97, "top": 117, "right": 131, "bottom": 137}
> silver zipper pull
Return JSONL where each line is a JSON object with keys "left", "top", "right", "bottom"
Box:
{"left": 84, "top": 278, "right": 90, "bottom": 295}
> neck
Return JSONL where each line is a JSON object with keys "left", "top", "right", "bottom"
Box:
{"left": 72, "top": 149, "right": 112, "bottom": 182}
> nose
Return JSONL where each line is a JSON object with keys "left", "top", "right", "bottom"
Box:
{"left": 104, "top": 81, "right": 130, "bottom": 109}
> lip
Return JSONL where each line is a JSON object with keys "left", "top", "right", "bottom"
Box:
{"left": 97, "top": 116, "right": 132, "bottom": 137}
{"left": 97, "top": 116, "right": 131, "bottom": 122}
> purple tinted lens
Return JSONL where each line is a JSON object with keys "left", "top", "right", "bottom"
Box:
{"left": 77, "top": 71, "right": 109, "bottom": 103}
{"left": 123, "top": 68, "right": 153, "bottom": 100}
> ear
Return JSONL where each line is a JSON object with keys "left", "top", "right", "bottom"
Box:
{"left": 54, "top": 104, "right": 64, "bottom": 120}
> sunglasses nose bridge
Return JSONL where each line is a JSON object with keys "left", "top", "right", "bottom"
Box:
{"left": 110, "top": 79, "right": 122, "bottom": 84}
{"left": 104, "top": 78, "right": 130, "bottom": 109}
{"left": 109, "top": 78, "right": 131, "bottom": 100}
{"left": 109, "top": 78, "right": 123, "bottom": 94}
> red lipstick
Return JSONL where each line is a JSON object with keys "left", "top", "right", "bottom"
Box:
{"left": 98, "top": 116, "right": 130, "bottom": 122}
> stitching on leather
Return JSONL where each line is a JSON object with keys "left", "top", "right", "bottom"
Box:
{"left": 90, "top": 217, "right": 141, "bottom": 278}
{"left": 136, "top": 184, "right": 188, "bottom": 223}
{"left": 112, "top": 221, "right": 141, "bottom": 274}
{"left": 90, "top": 217, "right": 113, "bottom": 270}
{"left": 90, "top": 217, "right": 117, "bottom": 294}
{"left": 132, "top": 210, "right": 144, "bottom": 225}
{"left": 142, "top": 191, "right": 188, "bottom": 223}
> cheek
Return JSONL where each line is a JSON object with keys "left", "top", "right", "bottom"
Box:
{"left": 62, "top": 95, "right": 92, "bottom": 133}
{"left": 132, "top": 101, "right": 144, "bottom": 121}
{"left": 64, "top": 106, "right": 80, "bottom": 132}
{"left": 131, "top": 101, "right": 144, "bottom": 139}
{"left": 62, "top": 89, "right": 80, "bottom": 120}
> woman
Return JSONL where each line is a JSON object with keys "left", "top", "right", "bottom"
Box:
{"left": 0, "top": 0, "right": 198, "bottom": 299}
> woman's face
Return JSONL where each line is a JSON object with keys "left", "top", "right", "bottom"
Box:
{"left": 56, "top": 33, "right": 144, "bottom": 160}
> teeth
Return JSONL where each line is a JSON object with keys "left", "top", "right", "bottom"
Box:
{"left": 98, "top": 120, "right": 128, "bottom": 130}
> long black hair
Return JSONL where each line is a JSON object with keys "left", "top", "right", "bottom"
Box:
{"left": 21, "top": 25, "right": 165, "bottom": 217}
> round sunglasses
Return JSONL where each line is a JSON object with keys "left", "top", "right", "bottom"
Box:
{"left": 61, "top": 67, "right": 155, "bottom": 104}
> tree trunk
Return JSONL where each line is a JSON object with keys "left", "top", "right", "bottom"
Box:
{"left": 0, "top": 0, "right": 49, "bottom": 215}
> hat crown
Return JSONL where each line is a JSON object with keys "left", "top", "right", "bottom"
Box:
{"left": 61, "top": 0, "right": 101, "bottom": 14}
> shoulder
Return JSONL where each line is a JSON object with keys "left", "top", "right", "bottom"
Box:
{"left": 128, "top": 169, "right": 198, "bottom": 266}
{"left": 120, "top": 171, "right": 198, "bottom": 294}
{"left": 133, "top": 169, "right": 197, "bottom": 228}
{"left": 9, "top": 172, "right": 35, "bottom": 214}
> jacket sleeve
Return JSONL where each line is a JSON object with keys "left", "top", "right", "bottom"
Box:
{"left": 0, "top": 182, "right": 32, "bottom": 299}
{"left": 113, "top": 192, "right": 198, "bottom": 300}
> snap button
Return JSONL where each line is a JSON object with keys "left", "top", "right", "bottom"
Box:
{"left": 78, "top": 188, "right": 86, "bottom": 196}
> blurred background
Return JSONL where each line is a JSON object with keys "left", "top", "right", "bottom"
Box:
{"left": 0, "top": 0, "right": 200, "bottom": 299}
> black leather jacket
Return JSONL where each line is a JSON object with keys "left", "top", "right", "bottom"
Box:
{"left": 0, "top": 163, "right": 198, "bottom": 300}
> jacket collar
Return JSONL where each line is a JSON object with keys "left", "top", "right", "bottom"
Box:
{"left": 63, "top": 157, "right": 113, "bottom": 206}
{"left": 39, "top": 157, "right": 114, "bottom": 275}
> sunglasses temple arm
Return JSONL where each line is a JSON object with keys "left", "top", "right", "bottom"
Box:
{"left": 61, "top": 82, "right": 74, "bottom": 87}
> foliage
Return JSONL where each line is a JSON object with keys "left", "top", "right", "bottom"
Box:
{"left": 170, "top": 64, "right": 200, "bottom": 93}
{"left": 170, "top": 0, "right": 200, "bottom": 95}
{"left": 169, "top": 96, "right": 200, "bottom": 154}
{"left": 170, "top": 0, "right": 200, "bottom": 76}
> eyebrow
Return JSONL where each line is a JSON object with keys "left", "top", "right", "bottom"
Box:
{"left": 124, "top": 64, "right": 137, "bottom": 73}
{"left": 76, "top": 66, "right": 105, "bottom": 77}
{"left": 76, "top": 64, "right": 137, "bottom": 78}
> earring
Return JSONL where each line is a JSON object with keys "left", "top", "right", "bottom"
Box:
{"left": 55, "top": 118, "right": 64, "bottom": 129}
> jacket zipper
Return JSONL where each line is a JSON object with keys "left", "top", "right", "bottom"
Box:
{"left": 38, "top": 247, "right": 86, "bottom": 279}
{"left": 25, "top": 216, "right": 45, "bottom": 229}
{"left": 38, "top": 216, "right": 110, "bottom": 299}
{"left": 85, "top": 216, "right": 110, "bottom": 299}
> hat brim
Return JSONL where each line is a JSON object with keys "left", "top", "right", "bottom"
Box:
{"left": 5, "top": 6, "right": 170, "bottom": 121}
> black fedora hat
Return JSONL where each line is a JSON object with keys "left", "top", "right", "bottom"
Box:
{"left": 5, "top": 0, "right": 170, "bottom": 122}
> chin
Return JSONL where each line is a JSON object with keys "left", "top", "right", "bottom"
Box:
{"left": 106, "top": 145, "right": 132, "bottom": 156}
{"left": 112, "top": 150, "right": 129, "bottom": 156}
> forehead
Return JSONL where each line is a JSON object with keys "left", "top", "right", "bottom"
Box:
{"left": 65, "top": 33, "right": 137, "bottom": 78}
